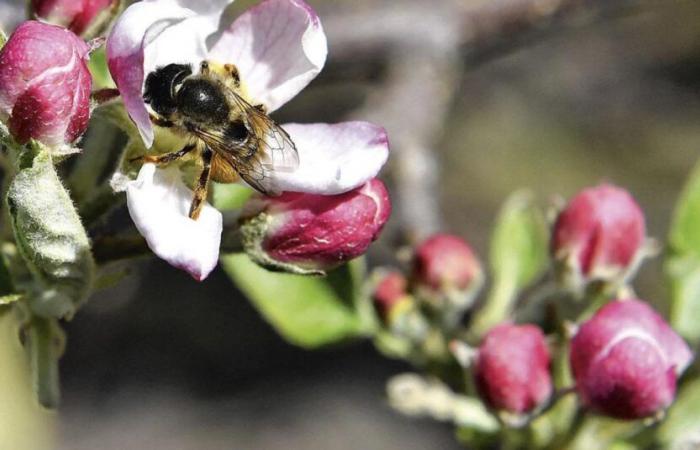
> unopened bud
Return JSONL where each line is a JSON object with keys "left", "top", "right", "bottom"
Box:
{"left": 551, "top": 184, "right": 646, "bottom": 291}
{"left": 32, "top": 0, "right": 117, "bottom": 36}
{"left": 474, "top": 323, "right": 552, "bottom": 415}
{"left": 0, "top": 21, "right": 92, "bottom": 147}
{"left": 411, "top": 233, "right": 483, "bottom": 310}
{"left": 570, "top": 299, "right": 692, "bottom": 420}
{"left": 241, "top": 179, "right": 391, "bottom": 275}
{"left": 372, "top": 270, "right": 410, "bottom": 323}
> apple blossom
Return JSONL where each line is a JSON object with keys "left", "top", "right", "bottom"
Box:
{"left": 240, "top": 178, "right": 391, "bottom": 274}
{"left": 551, "top": 184, "right": 646, "bottom": 290}
{"left": 473, "top": 323, "right": 552, "bottom": 415}
{"left": 0, "top": 21, "right": 92, "bottom": 147}
{"left": 32, "top": 0, "right": 117, "bottom": 36}
{"left": 570, "top": 299, "right": 692, "bottom": 420}
{"left": 106, "top": 0, "right": 389, "bottom": 279}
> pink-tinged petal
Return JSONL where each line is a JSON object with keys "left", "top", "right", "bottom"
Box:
{"left": 126, "top": 164, "right": 222, "bottom": 281}
{"left": 210, "top": 0, "right": 327, "bottom": 112}
{"left": 272, "top": 122, "right": 389, "bottom": 194}
{"left": 107, "top": 0, "right": 231, "bottom": 147}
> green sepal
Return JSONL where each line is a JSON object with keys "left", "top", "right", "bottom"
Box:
{"left": 6, "top": 142, "right": 95, "bottom": 319}
{"left": 220, "top": 253, "right": 372, "bottom": 348}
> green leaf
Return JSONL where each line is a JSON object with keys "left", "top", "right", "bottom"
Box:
{"left": 0, "top": 28, "right": 6, "bottom": 50}
{"left": 490, "top": 190, "right": 548, "bottom": 288}
{"left": 6, "top": 142, "right": 95, "bottom": 319}
{"left": 658, "top": 377, "right": 700, "bottom": 448}
{"left": 212, "top": 183, "right": 253, "bottom": 211}
{"left": 471, "top": 191, "right": 548, "bottom": 336}
{"left": 220, "top": 254, "right": 369, "bottom": 348}
{"left": 667, "top": 160, "right": 700, "bottom": 341}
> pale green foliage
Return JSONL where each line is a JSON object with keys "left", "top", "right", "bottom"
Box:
{"left": 471, "top": 191, "right": 548, "bottom": 335}
{"left": 490, "top": 190, "right": 549, "bottom": 289}
{"left": 667, "top": 160, "right": 700, "bottom": 342}
{"left": 6, "top": 143, "right": 95, "bottom": 319}
{"left": 221, "top": 254, "right": 372, "bottom": 348}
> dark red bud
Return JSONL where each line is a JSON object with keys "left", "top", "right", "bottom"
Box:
{"left": 413, "top": 233, "right": 482, "bottom": 292}
{"left": 570, "top": 299, "right": 692, "bottom": 419}
{"left": 474, "top": 323, "right": 552, "bottom": 414}
{"left": 373, "top": 271, "right": 408, "bottom": 321}
{"left": 0, "top": 21, "right": 92, "bottom": 146}
{"left": 242, "top": 179, "right": 391, "bottom": 273}
{"left": 552, "top": 184, "right": 645, "bottom": 284}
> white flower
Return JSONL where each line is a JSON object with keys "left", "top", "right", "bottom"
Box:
{"left": 106, "top": 0, "right": 389, "bottom": 279}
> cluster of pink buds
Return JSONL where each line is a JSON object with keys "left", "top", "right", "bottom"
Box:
{"left": 0, "top": 20, "right": 93, "bottom": 148}
{"left": 371, "top": 233, "right": 483, "bottom": 335}
{"left": 461, "top": 184, "right": 692, "bottom": 423}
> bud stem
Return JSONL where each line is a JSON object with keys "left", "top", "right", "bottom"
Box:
{"left": 470, "top": 274, "right": 518, "bottom": 338}
{"left": 27, "top": 317, "right": 63, "bottom": 409}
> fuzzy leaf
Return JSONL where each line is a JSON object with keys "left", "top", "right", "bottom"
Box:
{"left": 221, "top": 254, "right": 368, "bottom": 348}
{"left": 667, "top": 160, "right": 700, "bottom": 342}
{"left": 6, "top": 142, "right": 95, "bottom": 319}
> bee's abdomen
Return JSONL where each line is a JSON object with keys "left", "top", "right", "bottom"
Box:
{"left": 176, "top": 79, "right": 229, "bottom": 125}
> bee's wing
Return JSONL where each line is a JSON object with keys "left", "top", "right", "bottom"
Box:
{"left": 192, "top": 93, "right": 299, "bottom": 195}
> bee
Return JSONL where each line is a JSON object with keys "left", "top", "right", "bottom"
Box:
{"left": 138, "top": 60, "right": 299, "bottom": 220}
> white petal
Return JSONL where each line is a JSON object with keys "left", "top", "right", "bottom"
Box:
{"left": 209, "top": 0, "right": 327, "bottom": 112}
{"left": 107, "top": 0, "right": 232, "bottom": 147}
{"left": 126, "top": 164, "right": 223, "bottom": 281}
{"left": 272, "top": 122, "right": 389, "bottom": 194}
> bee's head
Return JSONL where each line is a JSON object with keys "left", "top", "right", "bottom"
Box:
{"left": 143, "top": 63, "right": 192, "bottom": 118}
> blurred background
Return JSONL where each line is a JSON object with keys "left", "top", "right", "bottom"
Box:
{"left": 2, "top": 0, "right": 700, "bottom": 448}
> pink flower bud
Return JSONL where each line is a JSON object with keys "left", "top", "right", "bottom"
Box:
{"left": 373, "top": 271, "right": 409, "bottom": 322}
{"left": 474, "top": 323, "right": 552, "bottom": 414}
{"left": 0, "top": 21, "right": 92, "bottom": 147}
{"left": 570, "top": 299, "right": 692, "bottom": 419}
{"left": 241, "top": 179, "right": 391, "bottom": 274}
{"left": 552, "top": 184, "right": 645, "bottom": 286}
{"left": 32, "top": 0, "right": 116, "bottom": 35}
{"left": 412, "top": 234, "right": 482, "bottom": 293}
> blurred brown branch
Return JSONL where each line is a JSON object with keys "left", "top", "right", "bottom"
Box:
{"left": 318, "top": 0, "right": 660, "bottom": 242}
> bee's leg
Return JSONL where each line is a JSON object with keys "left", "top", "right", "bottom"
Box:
{"left": 224, "top": 63, "right": 240, "bottom": 87}
{"left": 200, "top": 60, "right": 210, "bottom": 75}
{"left": 149, "top": 113, "right": 174, "bottom": 128}
{"left": 189, "top": 147, "right": 213, "bottom": 220}
{"left": 129, "top": 143, "right": 195, "bottom": 164}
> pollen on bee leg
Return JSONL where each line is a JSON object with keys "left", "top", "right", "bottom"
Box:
{"left": 224, "top": 63, "right": 241, "bottom": 86}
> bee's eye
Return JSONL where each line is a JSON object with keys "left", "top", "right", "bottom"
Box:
{"left": 225, "top": 120, "right": 249, "bottom": 142}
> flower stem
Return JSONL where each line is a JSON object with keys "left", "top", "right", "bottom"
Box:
{"left": 28, "top": 317, "right": 63, "bottom": 409}
{"left": 470, "top": 273, "right": 518, "bottom": 338}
